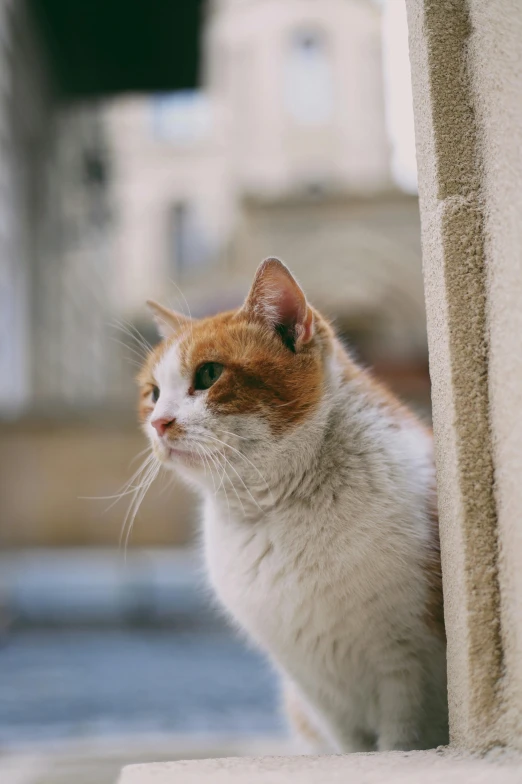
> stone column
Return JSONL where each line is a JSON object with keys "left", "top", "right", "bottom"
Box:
{"left": 406, "top": 0, "right": 522, "bottom": 752}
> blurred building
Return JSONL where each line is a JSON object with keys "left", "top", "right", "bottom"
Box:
{"left": 0, "top": 0, "right": 192, "bottom": 549}
{"left": 0, "top": 0, "right": 426, "bottom": 418}
{"left": 0, "top": 1, "right": 117, "bottom": 417}
{"left": 0, "top": 0, "right": 428, "bottom": 550}
{"left": 107, "top": 0, "right": 427, "bottom": 399}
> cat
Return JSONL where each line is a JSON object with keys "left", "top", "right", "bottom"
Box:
{"left": 138, "top": 257, "right": 448, "bottom": 753}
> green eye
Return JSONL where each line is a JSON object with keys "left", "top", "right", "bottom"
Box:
{"left": 194, "top": 362, "right": 224, "bottom": 391}
{"left": 151, "top": 385, "right": 160, "bottom": 403}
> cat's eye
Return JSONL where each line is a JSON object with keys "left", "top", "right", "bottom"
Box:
{"left": 194, "top": 362, "right": 224, "bottom": 391}
{"left": 151, "top": 385, "right": 160, "bottom": 403}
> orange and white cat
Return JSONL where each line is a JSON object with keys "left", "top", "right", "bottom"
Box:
{"left": 138, "top": 257, "right": 448, "bottom": 752}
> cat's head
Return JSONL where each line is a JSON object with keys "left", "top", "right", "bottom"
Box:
{"left": 138, "top": 258, "right": 333, "bottom": 483}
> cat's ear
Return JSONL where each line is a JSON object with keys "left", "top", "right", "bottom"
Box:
{"left": 241, "top": 257, "right": 314, "bottom": 351}
{"left": 146, "top": 300, "right": 192, "bottom": 340}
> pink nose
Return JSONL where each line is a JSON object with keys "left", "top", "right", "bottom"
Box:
{"left": 151, "top": 417, "right": 175, "bottom": 437}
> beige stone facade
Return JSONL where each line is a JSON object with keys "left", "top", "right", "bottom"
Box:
{"left": 407, "top": 0, "right": 522, "bottom": 753}
{"left": 0, "top": 0, "right": 117, "bottom": 415}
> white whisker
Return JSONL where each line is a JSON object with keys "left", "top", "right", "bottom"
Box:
{"left": 157, "top": 467, "right": 178, "bottom": 497}
{"left": 120, "top": 458, "right": 160, "bottom": 557}
{"left": 221, "top": 461, "right": 247, "bottom": 517}
{"left": 196, "top": 444, "right": 217, "bottom": 495}
{"left": 108, "top": 336, "right": 148, "bottom": 367}
{"left": 203, "top": 433, "right": 274, "bottom": 501}
{"left": 112, "top": 318, "right": 153, "bottom": 354}
{"left": 168, "top": 278, "right": 195, "bottom": 345}
{"left": 80, "top": 452, "right": 156, "bottom": 513}
{"left": 206, "top": 446, "right": 254, "bottom": 518}
{"left": 201, "top": 444, "right": 227, "bottom": 494}
{"left": 130, "top": 446, "right": 153, "bottom": 466}
{"left": 204, "top": 441, "right": 264, "bottom": 513}
{"left": 213, "top": 450, "right": 231, "bottom": 521}
{"left": 215, "top": 427, "right": 252, "bottom": 442}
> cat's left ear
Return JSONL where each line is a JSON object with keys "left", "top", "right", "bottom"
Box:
{"left": 241, "top": 257, "right": 314, "bottom": 351}
{"left": 146, "top": 300, "right": 192, "bottom": 340}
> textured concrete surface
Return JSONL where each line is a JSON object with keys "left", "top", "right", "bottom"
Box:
{"left": 406, "top": 0, "right": 522, "bottom": 751}
{"left": 119, "top": 750, "right": 522, "bottom": 784}
{"left": 466, "top": 0, "right": 522, "bottom": 749}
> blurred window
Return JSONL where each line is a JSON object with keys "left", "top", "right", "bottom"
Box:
{"left": 169, "top": 202, "right": 209, "bottom": 279}
{"left": 381, "top": 0, "right": 418, "bottom": 193}
{"left": 284, "top": 30, "right": 333, "bottom": 126}
{"left": 171, "top": 203, "right": 190, "bottom": 277}
{"left": 151, "top": 91, "right": 211, "bottom": 143}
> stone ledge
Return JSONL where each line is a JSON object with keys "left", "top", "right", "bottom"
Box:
{"left": 118, "top": 749, "right": 522, "bottom": 784}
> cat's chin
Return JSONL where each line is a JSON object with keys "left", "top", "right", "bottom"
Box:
{"left": 153, "top": 443, "right": 203, "bottom": 469}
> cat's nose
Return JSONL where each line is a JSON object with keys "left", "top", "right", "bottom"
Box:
{"left": 151, "top": 417, "right": 175, "bottom": 437}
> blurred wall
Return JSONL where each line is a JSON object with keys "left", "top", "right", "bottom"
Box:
{"left": 0, "top": 0, "right": 53, "bottom": 415}
{"left": 0, "top": 0, "right": 121, "bottom": 415}
{"left": 0, "top": 420, "right": 194, "bottom": 549}
{"left": 232, "top": 192, "right": 427, "bottom": 360}
{"left": 206, "top": 0, "right": 390, "bottom": 196}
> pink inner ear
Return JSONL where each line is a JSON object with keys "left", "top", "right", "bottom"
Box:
{"left": 300, "top": 305, "right": 314, "bottom": 345}
{"left": 245, "top": 259, "right": 314, "bottom": 348}
{"left": 277, "top": 284, "right": 306, "bottom": 328}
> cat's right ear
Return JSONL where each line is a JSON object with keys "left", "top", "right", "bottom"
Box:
{"left": 240, "top": 257, "right": 314, "bottom": 351}
{"left": 146, "top": 300, "right": 192, "bottom": 340}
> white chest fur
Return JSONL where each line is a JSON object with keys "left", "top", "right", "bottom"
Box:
{"left": 202, "top": 430, "right": 448, "bottom": 754}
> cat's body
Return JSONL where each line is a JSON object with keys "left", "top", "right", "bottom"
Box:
{"left": 139, "top": 258, "right": 448, "bottom": 753}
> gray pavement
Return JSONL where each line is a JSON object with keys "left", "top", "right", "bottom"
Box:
{"left": 0, "top": 628, "right": 282, "bottom": 745}
{"left": 0, "top": 549, "right": 288, "bottom": 783}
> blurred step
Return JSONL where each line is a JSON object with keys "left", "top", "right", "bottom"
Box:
{"left": 0, "top": 735, "right": 294, "bottom": 784}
